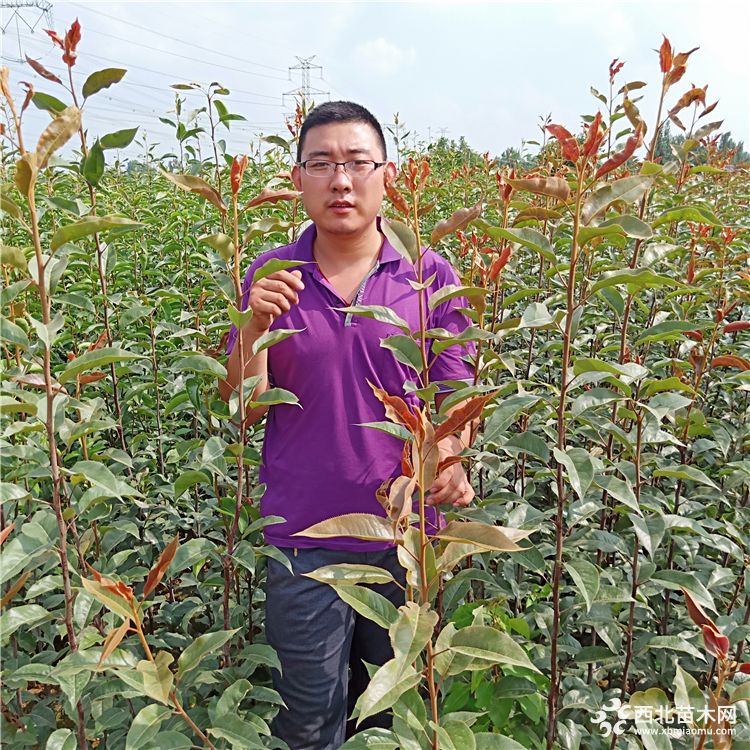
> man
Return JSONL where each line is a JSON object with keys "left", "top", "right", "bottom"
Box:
{"left": 220, "top": 101, "right": 476, "bottom": 750}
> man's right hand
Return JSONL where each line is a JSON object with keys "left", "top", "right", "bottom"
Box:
{"left": 247, "top": 269, "right": 305, "bottom": 333}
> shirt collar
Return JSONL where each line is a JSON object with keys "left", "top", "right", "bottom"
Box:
{"left": 293, "top": 216, "right": 405, "bottom": 273}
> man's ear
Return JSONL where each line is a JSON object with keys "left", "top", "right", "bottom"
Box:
{"left": 384, "top": 161, "right": 397, "bottom": 185}
{"left": 291, "top": 163, "right": 303, "bottom": 191}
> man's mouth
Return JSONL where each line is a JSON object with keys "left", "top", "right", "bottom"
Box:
{"left": 329, "top": 201, "right": 354, "bottom": 208}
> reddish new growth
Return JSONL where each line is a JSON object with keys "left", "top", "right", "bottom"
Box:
{"left": 45, "top": 19, "right": 82, "bottom": 68}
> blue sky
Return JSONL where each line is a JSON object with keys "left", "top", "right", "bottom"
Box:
{"left": 2, "top": 0, "right": 748, "bottom": 162}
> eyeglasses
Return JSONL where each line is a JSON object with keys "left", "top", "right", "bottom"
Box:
{"left": 297, "top": 159, "right": 386, "bottom": 177}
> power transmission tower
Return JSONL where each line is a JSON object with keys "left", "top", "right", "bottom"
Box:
{"left": 283, "top": 55, "right": 328, "bottom": 112}
{"left": 1, "top": 0, "right": 54, "bottom": 62}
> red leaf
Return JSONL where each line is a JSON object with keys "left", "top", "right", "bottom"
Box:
{"left": 434, "top": 393, "right": 493, "bottom": 443}
{"left": 436, "top": 455, "right": 465, "bottom": 475}
{"left": 143, "top": 534, "right": 179, "bottom": 598}
{"left": 87, "top": 563, "right": 135, "bottom": 602}
{"left": 672, "top": 47, "right": 699, "bottom": 68}
{"left": 711, "top": 355, "right": 750, "bottom": 371}
{"left": 595, "top": 125, "right": 644, "bottom": 179}
{"left": 63, "top": 19, "right": 81, "bottom": 67}
{"left": 87, "top": 330, "right": 108, "bottom": 352}
{"left": 659, "top": 36, "right": 673, "bottom": 73}
{"left": 682, "top": 588, "right": 717, "bottom": 631}
{"left": 670, "top": 86, "right": 707, "bottom": 116}
{"left": 45, "top": 29, "right": 65, "bottom": 49}
{"left": 367, "top": 380, "right": 419, "bottom": 434}
{"left": 666, "top": 65, "right": 687, "bottom": 87}
{"left": 78, "top": 372, "right": 107, "bottom": 385}
{"left": 583, "top": 112, "right": 605, "bottom": 158}
{"left": 0, "top": 523, "right": 15, "bottom": 546}
{"left": 230, "top": 154, "right": 249, "bottom": 197}
{"left": 684, "top": 330, "right": 703, "bottom": 342}
{"left": 245, "top": 186, "right": 301, "bottom": 209}
{"left": 431, "top": 203, "right": 482, "bottom": 245}
{"left": 385, "top": 182, "right": 410, "bottom": 216}
{"left": 546, "top": 124, "right": 580, "bottom": 162}
{"left": 739, "top": 664, "right": 750, "bottom": 675}
{"left": 702, "top": 624, "right": 729, "bottom": 660}
{"left": 724, "top": 321, "right": 750, "bottom": 333}
{"left": 25, "top": 56, "right": 62, "bottom": 85}
{"left": 488, "top": 245, "right": 512, "bottom": 283}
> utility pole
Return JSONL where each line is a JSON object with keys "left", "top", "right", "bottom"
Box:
{"left": 1, "top": 0, "right": 54, "bottom": 62}
{"left": 283, "top": 55, "right": 328, "bottom": 113}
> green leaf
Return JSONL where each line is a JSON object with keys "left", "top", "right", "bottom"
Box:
{"left": 45, "top": 729, "right": 76, "bottom": 750}
{"left": 100, "top": 127, "right": 139, "bottom": 149}
{"left": 177, "top": 629, "right": 239, "bottom": 679}
{"left": 82, "top": 68, "right": 127, "bottom": 99}
{"left": 651, "top": 570, "right": 716, "bottom": 612}
{"left": 636, "top": 320, "right": 706, "bottom": 345}
{"left": 645, "top": 636, "right": 706, "bottom": 663}
{"left": 334, "top": 585, "right": 400, "bottom": 630}
{"left": 652, "top": 205, "right": 721, "bottom": 227}
{"left": 480, "top": 225, "right": 555, "bottom": 263}
{"left": 51, "top": 215, "right": 142, "bottom": 251}
{"left": 595, "top": 475, "right": 640, "bottom": 514}
{"left": 520, "top": 302, "right": 554, "bottom": 329}
{"left": 581, "top": 175, "right": 653, "bottom": 225}
{"left": 501, "top": 432, "right": 550, "bottom": 462}
{"left": 32, "top": 91, "right": 66, "bottom": 114}
{"left": 252, "top": 328, "right": 305, "bottom": 355}
{"left": 443, "top": 720, "right": 476, "bottom": 750}
{"left": 251, "top": 258, "right": 308, "bottom": 284}
{"left": 0, "top": 245, "right": 28, "bottom": 272}
{"left": 215, "top": 678, "right": 253, "bottom": 718}
{"left": 435, "top": 520, "right": 532, "bottom": 552}
{"left": 207, "top": 713, "right": 265, "bottom": 749}
{"left": 244, "top": 216, "right": 291, "bottom": 242}
{"left": 200, "top": 232, "right": 235, "bottom": 261}
{"left": 589, "top": 268, "right": 676, "bottom": 295}
{"left": 474, "top": 735, "right": 527, "bottom": 750}
{"left": 380, "top": 334, "right": 423, "bottom": 372}
{"left": 0, "top": 315, "right": 30, "bottom": 350}
{"left": 381, "top": 219, "right": 418, "bottom": 262}
{"left": 389, "top": 602, "right": 438, "bottom": 674}
{"left": 571, "top": 388, "right": 620, "bottom": 418}
{"left": 170, "top": 538, "right": 217, "bottom": 574}
{"left": 136, "top": 651, "right": 174, "bottom": 704}
{"left": 71, "top": 460, "right": 142, "bottom": 499}
{"left": 292, "top": 513, "right": 397, "bottom": 542}
{"left": 253, "top": 387, "right": 299, "bottom": 407}
{"left": 673, "top": 663, "right": 704, "bottom": 715}
{"left": 82, "top": 139, "right": 105, "bottom": 187}
{"left": 339, "top": 729, "right": 399, "bottom": 749}
{"left": 448, "top": 625, "right": 539, "bottom": 673}
{"left": 553, "top": 446, "right": 594, "bottom": 501}
{"left": 125, "top": 704, "right": 173, "bottom": 750}
{"left": 0, "top": 604, "right": 51, "bottom": 644}
{"left": 59, "top": 347, "right": 144, "bottom": 384}
{"left": 173, "top": 469, "right": 210, "bottom": 498}
{"left": 36, "top": 106, "right": 81, "bottom": 169}
{"left": 304, "top": 563, "right": 397, "bottom": 587}
{"left": 427, "top": 285, "right": 485, "bottom": 312}
{"left": 653, "top": 464, "right": 720, "bottom": 491}
{"left": 175, "top": 354, "right": 227, "bottom": 379}
{"left": 334, "top": 305, "right": 411, "bottom": 333}
{"left": 355, "top": 659, "right": 422, "bottom": 724}
{"left": 565, "top": 558, "right": 600, "bottom": 612}
{"left": 162, "top": 170, "right": 226, "bottom": 214}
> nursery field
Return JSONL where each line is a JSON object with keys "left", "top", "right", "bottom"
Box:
{"left": 2, "top": 23, "right": 750, "bottom": 750}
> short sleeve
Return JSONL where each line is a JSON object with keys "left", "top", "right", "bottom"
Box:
{"left": 426, "top": 261, "right": 477, "bottom": 393}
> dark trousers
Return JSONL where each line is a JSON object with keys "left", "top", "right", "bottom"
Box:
{"left": 265, "top": 546, "right": 405, "bottom": 750}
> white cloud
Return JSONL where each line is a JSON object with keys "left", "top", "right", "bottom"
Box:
{"left": 353, "top": 37, "right": 416, "bottom": 75}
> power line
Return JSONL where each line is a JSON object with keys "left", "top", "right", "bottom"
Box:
{"left": 67, "top": 1, "right": 291, "bottom": 72}
{"left": 12, "top": 30, "right": 287, "bottom": 98}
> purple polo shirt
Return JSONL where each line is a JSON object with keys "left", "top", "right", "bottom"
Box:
{"left": 227, "top": 219, "right": 475, "bottom": 551}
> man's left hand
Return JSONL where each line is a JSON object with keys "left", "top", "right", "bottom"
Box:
{"left": 426, "top": 442, "right": 474, "bottom": 507}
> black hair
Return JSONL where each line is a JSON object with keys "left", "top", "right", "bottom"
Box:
{"left": 297, "top": 100, "right": 387, "bottom": 163}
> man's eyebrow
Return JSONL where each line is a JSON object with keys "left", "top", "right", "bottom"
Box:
{"left": 303, "top": 147, "right": 372, "bottom": 158}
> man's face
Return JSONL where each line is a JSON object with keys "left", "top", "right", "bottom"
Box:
{"left": 292, "top": 121, "right": 396, "bottom": 239}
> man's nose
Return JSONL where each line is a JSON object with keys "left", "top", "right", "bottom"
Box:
{"left": 330, "top": 163, "right": 352, "bottom": 188}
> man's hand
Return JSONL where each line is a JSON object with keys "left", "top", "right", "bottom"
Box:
{"left": 426, "top": 437, "right": 474, "bottom": 507}
{"left": 247, "top": 269, "right": 305, "bottom": 333}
